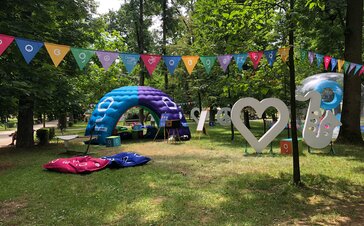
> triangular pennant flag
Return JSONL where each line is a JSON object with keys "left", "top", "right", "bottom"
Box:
{"left": 354, "top": 64, "right": 362, "bottom": 75}
{"left": 200, "top": 56, "right": 217, "bottom": 74}
{"left": 141, "top": 54, "right": 162, "bottom": 76}
{"left": 71, "top": 48, "right": 94, "bottom": 70}
{"left": 44, "top": 43, "right": 70, "bottom": 67}
{"left": 300, "top": 49, "right": 307, "bottom": 62}
{"left": 337, "top": 59, "right": 345, "bottom": 72}
{"left": 315, "top": 54, "right": 324, "bottom": 68}
{"left": 323, "top": 56, "right": 331, "bottom": 70}
{"left": 162, "top": 56, "right": 181, "bottom": 75}
{"left": 217, "top": 55, "right": 233, "bottom": 72}
{"left": 359, "top": 66, "right": 364, "bottom": 76}
{"left": 264, "top": 50, "right": 277, "bottom": 67}
{"left": 278, "top": 47, "right": 290, "bottom": 62}
{"left": 120, "top": 53, "right": 140, "bottom": 74}
{"left": 248, "top": 51, "right": 263, "bottom": 69}
{"left": 182, "top": 56, "right": 199, "bottom": 75}
{"left": 308, "top": 51, "right": 315, "bottom": 64}
{"left": 348, "top": 63, "right": 356, "bottom": 74}
{"left": 330, "top": 58, "right": 338, "bottom": 71}
{"left": 343, "top": 61, "right": 350, "bottom": 73}
{"left": 96, "top": 51, "right": 119, "bottom": 71}
{"left": 0, "top": 34, "right": 15, "bottom": 56}
{"left": 233, "top": 53, "right": 248, "bottom": 71}
{"left": 15, "top": 38, "right": 44, "bottom": 64}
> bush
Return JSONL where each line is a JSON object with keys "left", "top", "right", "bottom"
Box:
{"left": 36, "top": 128, "right": 49, "bottom": 145}
{"left": 68, "top": 122, "right": 73, "bottom": 127}
{"left": 46, "top": 127, "right": 55, "bottom": 140}
{"left": 7, "top": 122, "right": 15, "bottom": 128}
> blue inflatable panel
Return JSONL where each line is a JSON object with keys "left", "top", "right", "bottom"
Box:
{"left": 102, "top": 152, "right": 151, "bottom": 168}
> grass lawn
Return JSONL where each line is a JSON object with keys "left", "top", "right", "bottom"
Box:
{"left": 0, "top": 121, "right": 363, "bottom": 225}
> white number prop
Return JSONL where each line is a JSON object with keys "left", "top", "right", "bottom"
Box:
{"left": 190, "top": 107, "right": 200, "bottom": 124}
{"left": 296, "top": 91, "right": 341, "bottom": 149}
{"left": 197, "top": 110, "right": 208, "bottom": 132}
{"left": 216, "top": 107, "right": 231, "bottom": 126}
{"left": 231, "top": 98, "right": 289, "bottom": 153}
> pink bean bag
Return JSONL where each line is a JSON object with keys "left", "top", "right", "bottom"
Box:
{"left": 43, "top": 156, "right": 110, "bottom": 174}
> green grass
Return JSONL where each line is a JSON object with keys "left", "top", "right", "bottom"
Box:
{"left": 1, "top": 121, "right": 363, "bottom": 225}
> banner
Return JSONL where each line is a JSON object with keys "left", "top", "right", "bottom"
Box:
{"left": 71, "top": 48, "right": 94, "bottom": 70}
{"left": 278, "top": 47, "right": 290, "bottom": 62}
{"left": 300, "top": 49, "right": 307, "bottom": 62}
{"left": 323, "top": 56, "right": 331, "bottom": 70}
{"left": 248, "top": 51, "right": 263, "bottom": 69}
{"left": 343, "top": 61, "right": 350, "bottom": 73}
{"left": 182, "top": 56, "right": 199, "bottom": 75}
{"left": 315, "top": 54, "right": 323, "bottom": 68}
{"left": 141, "top": 54, "right": 162, "bottom": 76}
{"left": 120, "top": 53, "right": 140, "bottom": 74}
{"left": 15, "top": 38, "right": 44, "bottom": 64}
{"left": 162, "top": 56, "right": 181, "bottom": 75}
{"left": 200, "top": 56, "right": 216, "bottom": 74}
{"left": 348, "top": 63, "right": 356, "bottom": 74}
{"left": 233, "top": 53, "right": 248, "bottom": 71}
{"left": 330, "top": 58, "right": 337, "bottom": 71}
{"left": 217, "top": 55, "right": 232, "bottom": 72}
{"left": 0, "top": 34, "right": 14, "bottom": 56}
{"left": 354, "top": 64, "right": 362, "bottom": 75}
{"left": 264, "top": 50, "right": 277, "bottom": 67}
{"left": 308, "top": 51, "right": 315, "bottom": 64}
{"left": 44, "top": 43, "right": 70, "bottom": 67}
{"left": 96, "top": 51, "right": 119, "bottom": 71}
{"left": 359, "top": 66, "right": 364, "bottom": 76}
{"left": 337, "top": 59, "right": 345, "bottom": 72}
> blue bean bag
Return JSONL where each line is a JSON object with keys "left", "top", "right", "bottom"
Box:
{"left": 102, "top": 152, "right": 151, "bottom": 168}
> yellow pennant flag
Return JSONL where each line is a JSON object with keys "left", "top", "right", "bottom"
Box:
{"left": 278, "top": 47, "right": 290, "bottom": 63}
{"left": 44, "top": 43, "right": 70, "bottom": 67}
{"left": 182, "top": 56, "right": 199, "bottom": 75}
{"left": 337, "top": 59, "right": 345, "bottom": 72}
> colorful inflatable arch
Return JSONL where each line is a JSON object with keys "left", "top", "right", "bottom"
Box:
{"left": 85, "top": 86, "right": 191, "bottom": 144}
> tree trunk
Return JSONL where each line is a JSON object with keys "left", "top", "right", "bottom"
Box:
{"left": 243, "top": 110, "right": 250, "bottom": 129}
{"left": 336, "top": 0, "right": 363, "bottom": 145}
{"left": 162, "top": 0, "right": 168, "bottom": 91}
{"left": 58, "top": 113, "right": 67, "bottom": 131}
{"left": 16, "top": 96, "right": 34, "bottom": 148}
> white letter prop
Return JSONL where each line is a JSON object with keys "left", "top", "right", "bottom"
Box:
{"left": 190, "top": 107, "right": 200, "bottom": 124}
{"left": 231, "top": 98, "right": 289, "bottom": 153}
{"left": 296, "top": 91, "right": 341, "bottom": 149}
{"left": 216, "top": 107, "right": 231, "bottom": 126}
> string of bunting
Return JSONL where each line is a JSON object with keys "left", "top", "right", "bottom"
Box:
{"left": 1, "top": 33, "right": 363, "bottom": 76}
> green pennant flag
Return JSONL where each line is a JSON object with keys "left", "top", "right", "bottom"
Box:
{"left": 200, "top": 56, "right": 217, "bottom": 74}
{"left": 343, "top": 61, "right": 350, "bottom": 73}
{"left": 71, "top": 48, "right": 95, "bottom": 70}
{"left": 300, "top": 49, "right": 307, "bottom": 62}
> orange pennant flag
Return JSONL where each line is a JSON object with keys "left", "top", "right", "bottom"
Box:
{"left": 278, "top": 47, "right": 290, "bottom": 63}
{"left": 182, "top": 56, "right": 199, "bottom": 75}
{"left": 337, "top": 59, "right": 345, "bottom": 72}
{"left": 44, "top": 43, "right": 70, "bottom": 67}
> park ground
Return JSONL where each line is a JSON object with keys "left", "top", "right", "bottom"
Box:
{"left": 0, "top": 121, "right": 363, "bottom": 225}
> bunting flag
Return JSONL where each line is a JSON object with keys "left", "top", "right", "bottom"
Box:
{"left": 278, "top": 47, "right": 290, "bottom": 62}
{"left": 330, "top": 58, "right": 338, "bottom": 71}
{"left": 96, "top": 51, "right": 119, "bottom": 71}
{"left": 359, "top": 66, "right": 364, "bottom": 76}
{"left": 141, "top": 54, "right": 162, "bottom": 76}
{"left": 120, "top": 53, "right": 140, "bottom": 74}
{"left": 337, "top": 59, "right": 345, "bottom": 72}
{"left": 182, "top": 56, "right": 199, "bottom": 75}
{"left": 354, "top": 64, "right": 362, "bottom": 75}
{"left": 323, "top": 56, "right": 331, "bottom": 70}
{"left": 315, "top": 54, "right": 324, "bottom": 68}
{"left": 343, "top": 61, "right": 350, "bottom": 73}
{"left": 217, "top": 55, "right": 233, "bottom": 72}
{"left": 44, "top": 43, "right": 70, "bottom": 67}
{"left": 162, "top": 56, "right": 181, "bottom": 75}
{"left": 264, "top": 50, "right": 277, "bottom": 67}
{"left": 71, "top": 48, "right": 94, "bottom": 70}
{"left": 233, "top": 53, "right": 248, "bottom": 71}
{"left": 15, "top": 38, "right": 44, "bottom": 64}
{"left": 200, "top": 56, "right": 217, "bottom": 74}
{"left": 300, "top": 49, "right": 307, "bottom": 62}
{"left": 308, "top": 51, "right": 315, "bottom": 64}
{"left": 348, "top": 63, "right": 356, "bottom": 74}
{"left": 0, "top": 34, "right": 14, "bottom": 56}
{"left": 248, "top": 51, "right": 263, "bottom": 69}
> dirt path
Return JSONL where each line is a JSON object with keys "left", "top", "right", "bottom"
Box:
{"left": 0, "top": 120, "right": 58, "bottom": 148}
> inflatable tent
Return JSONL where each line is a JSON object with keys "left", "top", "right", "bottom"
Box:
{"left": 85, "top": 86, "right": 191, "bottom": 144}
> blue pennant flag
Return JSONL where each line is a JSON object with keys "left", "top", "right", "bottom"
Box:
{"left": 120, "top": 53, "right": 140, "bottom": 74}
{"left": 354, "top": 64, "right": 362, "bottom": 75}
{"left": 315, "top": 54, "right": 324, "bottom": 68}
{"left": 233, "top": 53, "right": 248, "bottom": 71}
{"left": 331, "top": 58, "right": 338, "bottom": 71}
{"left": 15, "top": 38, "right": 44, "bottom": 64}
{"left": 162, "top": 56, "right": 181, "bottom": 75}
{"left": 264, "top": 50, "right": 277, "bottom": 67}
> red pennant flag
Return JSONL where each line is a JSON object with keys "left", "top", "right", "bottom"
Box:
{"left": 359, "top": 66, "right": 364, "bottom": 76}
{"left": 141, "top": 54, "right": 161, "bottom": 76}
{"left": 323, "top": 56, "right": 331, "bottom": 70}
{"left": 248, "top": 51, "right": 263, "bottom": 69}
{"left": 0, "top": 34, "right": 15, "bottom": 56}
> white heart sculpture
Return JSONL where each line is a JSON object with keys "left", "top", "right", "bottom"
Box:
{"left": 190, "top": 107, "right": 200, "bottom": 124}
{"left": 231, "top": 98, "right": 289, "bottom": 153}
